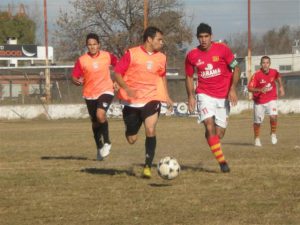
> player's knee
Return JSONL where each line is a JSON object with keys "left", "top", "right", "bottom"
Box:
{"left": 126, "top": 135, "right": 137, "bottom": 144}
{"left": 218, "top": 132, "right": 225, "bottom": 139}
{"left": 217, "top": 128, "right": 226, "bottom": 139}
{"left": 145, "top": 127, "right": 156, "bottom": 136}
{"left": 96, "top": 115, "right": 106, "bottom": 123}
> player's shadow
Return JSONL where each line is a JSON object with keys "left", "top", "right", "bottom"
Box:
{"left": 222, "top": 142, "right": 253, "bottom": 146}
{"left": 80, "top": 167, "right": 135, "bottom": 177}
{"left": 148, "top": 183, "right": 172, "bottom": 187}
{"left": 181, "top": 164, "right": 217, "bottom": 173}
{"left": 134, "top": 163, "right": 217, "bottom": 173}
{"left": 41, "top": 155, "right": 88, "bottom": 160}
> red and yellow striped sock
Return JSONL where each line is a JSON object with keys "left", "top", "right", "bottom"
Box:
{"left": 270, "top": 120, "right": 277, "bottom": 134}
{"left": 253, "top": 123, "right": 261, "bottom": 138}
{"left": 207, "top": 135, "right": 225, "bottom": 163}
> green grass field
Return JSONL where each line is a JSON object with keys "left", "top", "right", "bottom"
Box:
{"left": 1, "top": 113, "right": 300, "bottom": 225}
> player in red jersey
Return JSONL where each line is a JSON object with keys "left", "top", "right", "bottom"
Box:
{"left": 72, "top": 33, "right": 118, "bottom": 160}
{"left": 114, "top": 26, "right": 173, "bottom": 178}
{"left": 248, "top": 56, "right": 285, "bottom": 146}
{"left": 185, "top": 23, "right": 240, "bottom": 173}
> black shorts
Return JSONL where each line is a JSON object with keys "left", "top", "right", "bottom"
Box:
{"left": 122, "top": 101, "right": 161, "bottom": 136}
{"left": 85, "top": 94, "right": 114, "bottom": 122}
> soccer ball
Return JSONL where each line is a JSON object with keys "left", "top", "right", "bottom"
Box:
{"left": 157, "top": 157, "right": 180, "bottom": 180}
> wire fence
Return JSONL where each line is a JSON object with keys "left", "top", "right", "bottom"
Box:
{"left": 0, "top": 66, "right": 299, "bottom": 105}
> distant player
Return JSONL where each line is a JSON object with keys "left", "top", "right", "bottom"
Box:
{"left": 114, "top": 26, "right": 173, "bottom": 178}
{"left": 72, "top": 33, "right": 118, "bottom": 160}
{"left": 185, "top": 23, "right": 240, "bottom": 173}
{"left": 248, "top": 56, "right": 285, "bottom": 146}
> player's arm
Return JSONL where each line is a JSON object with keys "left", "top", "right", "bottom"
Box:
{"left": 224, "top": 46, "right": 239, "bottom": 106}
{"left": 161, "top": 75, "right": 174, "bottom": 110}
{"left": 228, "top": 62, "right": 240, "bottom": 106}
{"left": 109, "top": 53, "right": 120, "bottom": 91}
{"left": 114, "top": 51, "right": 135, "bottom": 97}
{"left": 247, "top": 75, "right": 267, "bottom": 94}
{"left": 72, "top": 59, "right": 83, "bottom": 86}
{"left": 185, "top": 55, "right": 196, "bottom": 113}
{"left": 277, "top": 75, "right": 285, "bottom": 97}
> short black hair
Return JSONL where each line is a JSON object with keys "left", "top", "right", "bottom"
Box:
{"left": 143, "top": 26, "right": 163, "bottom": 42}
{"left": 196, "top": 23, "right": 212, "bottom": 37}
{"left": 86, "top": 33, "right": 99, "bottom": 44}
{"left": 260, "top": 55, "right": 271, "bottom": 64}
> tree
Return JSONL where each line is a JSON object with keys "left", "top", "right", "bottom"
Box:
{"left": 54, "top": 0, "right": 193, "bottom": 62}
{"left": 227, "top": 25, "right": 300, "bottom": 57}
{"left": 0, "top": 11, "right": 36, "bottom": 44}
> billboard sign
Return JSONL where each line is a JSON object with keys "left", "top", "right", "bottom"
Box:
{"left": 0, "top": 45, "right": 38, "bottom": 58}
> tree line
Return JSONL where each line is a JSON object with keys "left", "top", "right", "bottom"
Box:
{"left": 0, "top": 0, "right": 299, "bottom": 64}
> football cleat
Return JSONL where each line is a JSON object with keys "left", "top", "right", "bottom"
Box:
{"left": 271, "top": 134, "right": 278, "bottom": 145}
{"left": 100, "top": 143, "right": 111, "bottom": 158}
{"left": 254, "top": 138, "right": 262, "bottom": 147}
{"left": 219, "top": 162, "right": 230, "bottom": 173}
{"left": 96, "top": 148, "right": 103, "bottom": 161}
{"left": 142, "top": 166, "right": 151, "bottom": 179}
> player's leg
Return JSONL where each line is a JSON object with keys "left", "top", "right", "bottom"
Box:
{"left": 197, "top": 94, "right": 230, "bottom": 172}
{"left": 215, "top": 99, "right": 230, "bottom": 139}
{"left": 122, "top": 106, "right": 143, "bottom": 145}
{"left": 267, "top": 100, "right": 278, "bottom": 144}
{"left": 141, "top": 101, "right": 161, "bottom": 178}
{"left": 203, "top": 118, "right": 230, "bottom": 173}
{"left": 253, "top": 103, "right": 265, "bottom": 147}
{"left": 85, "top": 99, "right": 103, "bottom": 160}
{"left": 95, "top": 94, "right": 114, "bottom": 158}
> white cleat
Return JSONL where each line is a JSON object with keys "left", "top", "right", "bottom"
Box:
{"left": 100, "top": 143, "right": 112, "bottom": 158}
{"left": 96, "top": 148, "right": 103, "bottom": 161}
{"left": 271, "top": 134, "right": 278, "bottom": 145}
{"left": 254, "top": 138, "right": 262, "bottom": 147}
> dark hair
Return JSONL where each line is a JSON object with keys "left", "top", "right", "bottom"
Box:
{"left": 196, "top": 23, "right": 212, "bottom": 37}
{"left": 86, "top": 33, "right": 99, "bottom": 44}
{"left": 260, "top": 55, "right": 271, "bottom": 64}
{"left": 143, "top": 26, "right": 163, "bottom": 42}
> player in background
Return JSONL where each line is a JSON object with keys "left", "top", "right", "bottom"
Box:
{"left": 248, "top": 56, "right": 285, "bottom": 147}
{"left": 72, "top": 33, "right": 118, "bottom": 160}
{"left": 114, "top": 26, "right": 173, "bottom": 178}
{"left": 185, "top": 23, "right": 240, "bottom": 173}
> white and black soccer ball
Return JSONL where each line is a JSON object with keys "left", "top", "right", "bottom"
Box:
{"left": 157, "top": 157, "right": 180, "bottom": 180}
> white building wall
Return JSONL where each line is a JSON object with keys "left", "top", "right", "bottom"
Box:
{"left": 245, "top": 53, "right": 300, "bottom": 74}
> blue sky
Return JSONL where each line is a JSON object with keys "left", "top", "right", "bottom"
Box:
{"left": 1, "top": 0, "right": 300, "bottom": 45}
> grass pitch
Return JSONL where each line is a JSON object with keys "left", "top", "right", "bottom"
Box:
{"left": 1, "top": 113, "right": 300, "bottom": 225}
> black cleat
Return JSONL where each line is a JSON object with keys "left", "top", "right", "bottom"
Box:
{"left": 220, "top": 162, "right": 230, "bottom": 173}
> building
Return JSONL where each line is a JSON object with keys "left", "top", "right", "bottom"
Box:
{"left": 245, "top": 41, "right": 300, "bottom": 74}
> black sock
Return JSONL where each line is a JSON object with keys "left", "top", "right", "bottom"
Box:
{"left": 145, "top": 136, "right": 156, "bottom": 167}
{"left": 92, "top": 124, "right": 102, "bottom": 149}
{"left": 100, "top": 121, "right": 111, "bottom": 144}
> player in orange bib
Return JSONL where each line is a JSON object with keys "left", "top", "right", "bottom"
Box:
{"left": 114, "top": 26, "right": 173, "bottom": 178}
{"left": 72, "top": 33, "right": 118, "bottom": 160}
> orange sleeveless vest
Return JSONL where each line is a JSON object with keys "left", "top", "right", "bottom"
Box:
{"left": 79, "top": 51, "right": 113, "bottom": 99}
{"left": 118, "top": 46, "right": 167, "bottom": 104}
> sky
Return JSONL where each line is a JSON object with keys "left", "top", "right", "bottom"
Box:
{"left": 1, "top": 0, "right": 300, "bottom": 46}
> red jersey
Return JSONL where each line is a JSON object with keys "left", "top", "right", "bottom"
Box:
{"left": 248, "top": 68, "right": 280, "bottom": 104}
{"left": 185, "top": 42, "right": 237, "bottom": 98}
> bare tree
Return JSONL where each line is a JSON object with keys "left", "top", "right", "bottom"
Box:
{"left": 54, "top": 0, "right": 193, "bottom": 61}
{"left": 227, "top": 25, "right": 300, "bottom": 57}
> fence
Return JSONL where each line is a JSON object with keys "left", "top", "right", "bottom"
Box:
{"left": 0, "top": 66, "right": 299, "bottom": 105}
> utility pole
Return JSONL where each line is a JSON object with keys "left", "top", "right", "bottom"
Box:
{"left": 247, "top": 0, "right": 252, "bottom": 99}
{"left": 44, "top": 0, "right": 51, "bottom": 103}
{"left": 144, "top": 0, "right": 148, "bottom": 30}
